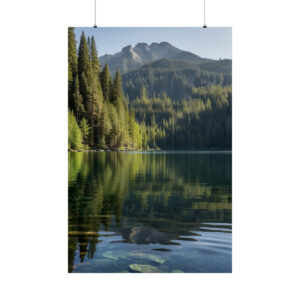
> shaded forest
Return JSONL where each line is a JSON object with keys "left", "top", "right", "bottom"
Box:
{"left": 122, "top": 58, "right": 232, "bottom": 101}
{"left": 68, "top": 28, "right": 232, "bottom": 150}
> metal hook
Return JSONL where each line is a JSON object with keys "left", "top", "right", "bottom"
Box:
{"left": 93, "top": 0, "right": 97, "bottom": 28}
{"left": 203, "top": 0, "right": 207, "bottom": 28}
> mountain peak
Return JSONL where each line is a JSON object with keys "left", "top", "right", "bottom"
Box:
{"left": 121, "top": 45, "right": 132, "bottom": 52}
{"left": 120, "top": 45, "right": 141, "bottom": 63}
{"left": 160, "top": 41, "right": 171, "bottom": 46}
{"left": 99, "top": 42, "right": 203, "bottom": 74}
{"left": 135, "top": 42, "right": 148, "bottom": 48}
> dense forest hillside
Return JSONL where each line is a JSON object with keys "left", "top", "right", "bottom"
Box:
{"left": 130, "top": 85, "right": 231, "bottom": 150}
{"left": 68, "top": 28, "right": 232, "bottom": 151}
{"left": 68, "top": 28, "right": 145, "bottom": 150}
{"left": 122, "top": 58, "right": 231, "bottom": 100}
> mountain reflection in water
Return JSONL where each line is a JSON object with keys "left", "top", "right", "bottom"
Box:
{"left": 68, "top": 151, "right": 232, "bottom": 273}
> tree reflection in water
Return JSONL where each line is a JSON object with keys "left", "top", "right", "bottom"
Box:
{"left": 68, "top": 152, "right": 232, "bottom": 272}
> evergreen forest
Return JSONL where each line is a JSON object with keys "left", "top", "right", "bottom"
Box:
{"left": 68, "top": 28, "right": 232, "bottom": 151}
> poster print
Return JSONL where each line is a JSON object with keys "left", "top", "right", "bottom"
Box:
{"left": 68, "top": 27, "right": 232, "bottom": 273}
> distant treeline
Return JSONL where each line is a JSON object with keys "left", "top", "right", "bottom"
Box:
{"left": 122, "top": 59, "right": 232, "bottom": 101}
{"left": 131, "top": 85, "right": 231, "bottom": 150}
{"left": 68, "top": 28, "right": 232, "bottom": 150}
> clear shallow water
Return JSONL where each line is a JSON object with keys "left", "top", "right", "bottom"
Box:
{"left": 68, "top": 151, "right": 232, "bottom": 273}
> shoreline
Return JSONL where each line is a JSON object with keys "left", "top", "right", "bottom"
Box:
{"left": 68, "top": 149, "right": 150, "bottom": 152}
{"left": 68, "top": 149, "right": 232, "bottom": 153}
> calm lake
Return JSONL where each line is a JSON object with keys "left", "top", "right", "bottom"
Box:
{"left": 68, "top": 151, "right": 232, "bottom": 273}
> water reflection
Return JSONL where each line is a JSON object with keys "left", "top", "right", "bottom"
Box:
{"left": 68, "top": 152, "right": 232, "bottom": 273}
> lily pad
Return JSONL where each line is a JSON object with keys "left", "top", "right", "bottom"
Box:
{"left": 129, "top": 264, "right": 162, "bottom": 273}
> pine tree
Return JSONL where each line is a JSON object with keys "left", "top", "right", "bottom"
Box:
{"left": 141, "top": 121, "right": 148, "bottom": 149}
{"left": 68, "top": 62, "right": 72, "bottom": 87}
{"left": 90, "top": 36, "right": 100, "bottom": 77}
{"left": 68, "top": 110, "right": 82, "bottom": 150}
{"left": 87, "top": 36, "right": 91, "bottom": 55}
{"left": 89, "top": 36, "right": 104, "bottom": 147}
{"left": 106, "top": 104, "right": 119, "bottom": 149}
{"left": 87, "top": 74, "right": 99, "bottom": 146}
{"left": 98, "top": 103, "right": 107, "bottom": 148}
{"left": 78, "top": 32, "right": 104, "bottom": 147}
{"left": 149, "top": 127, "right": 156, "bottom": 149}
{"left": 68, "top": 28, "right": 78, "bottom": 111}
{"left": 78, "top": 32, "right": 92, "bottom": 88}
{"left": 80, "top": 118, "right": 90, "bottom": 145}
{"left": 100, "top": 102, "right": 110, "bottom": 148}
{"left": 140, "top": 86, "right": 148, "bottom": 99}
{"left": 100, "top": 63, "right": 112, "bottom": 102}
{"left": 71, "top": 75, "right": 84, "bottom": 121}
{"left": 111, "top": 70, "right": 123, "bottom": 107}
{"left": 78, "top": 32, "right": 93, "bottom": 117}
{"left": 128, "top": 109, "right": 136, "bottom": 148}
{"left": 68, "top": 28, "right": 78, "bottom": 80}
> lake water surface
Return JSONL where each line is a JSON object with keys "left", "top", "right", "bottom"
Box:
{"left": 68, "top": 151, "right": 232, "bottom": 273}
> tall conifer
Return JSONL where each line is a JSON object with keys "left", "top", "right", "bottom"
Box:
{"left": 71, "top": 75, "right": 84, "bottom": 121}
{"left": 111, "top": 70, "right": 123, "bottom": 107}
{"left": 100, "top": 64, "right": 112, "bottom": 102}
{"left": 90, "top": 37, "right": 100, "bottom": 77}
{"left": 68, "top": 28, "right": 78, "bottom": 110}
{"left": 78, "top": 32, "right": 91, "bottom": 81}
{"left": 68, "top": 28, "right": 78, "bottom": 79}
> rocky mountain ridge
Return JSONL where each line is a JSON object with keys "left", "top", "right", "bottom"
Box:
{"left": 99, "top": 41, "right": 209, "bottom": 74}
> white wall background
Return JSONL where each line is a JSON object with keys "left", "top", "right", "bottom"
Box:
{"left": 0, "top": 0, "right": 300, "bottom": 299}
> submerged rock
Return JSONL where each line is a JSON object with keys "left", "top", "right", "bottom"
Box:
{"left": 102, "top": 251, "right": 126, "bottom": 260}
{"left": 130, "top": 252, "right": 165, "bottom": 264}
{"left": 129, "top": 264, "right": 162, "bottom": 273}
{"left": 102, "top": 250, "right": 165, "bottom": 264}
{"left": 170, "top": 269, "right": 184, "bottom": 273}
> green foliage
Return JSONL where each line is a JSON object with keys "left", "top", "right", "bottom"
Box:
{"left": 111, "top": 70, "right": 123, "bottom": 107}
{"left": 68, "top": 30, "right": 231, "bottom": 151}
{"left": 100, "top": 63, "right": 112, "bottom": 103}
{"left": 68, "top": 28, "right": 78, "bottom": 79}
{"left": 131, "top": 85, "right": 232, "bottom": 150}
{"left": 70, "top": 75, "right": 84, "bottom": 121}
{"left": 78, "top": 32, "right": 91, "bottom": 80}
{"left": 68, "top": 110, "right": 82, "bottom": 150}
{"left": 68, "top": 30, "right": 144, "bottom": 150}
{"left": 90, "top": 36, "right": 100, "bottom": 76}
{"left": 122, "top": 58, "right": 232, "bottom": 101}
{"left": 68, "top": 151, "right": 232, "bottom": 271}
{"left": 80, "top": 118, "right": 90, "bottom": 145}
{"left": 68, "top": 28, "right": 79, "bottom": 111}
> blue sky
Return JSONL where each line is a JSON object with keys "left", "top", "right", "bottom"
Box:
{"left": 74, "top": 27, "right": 231, "bottom": 60}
